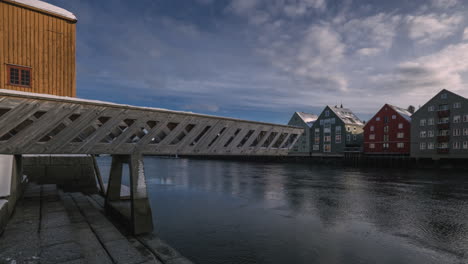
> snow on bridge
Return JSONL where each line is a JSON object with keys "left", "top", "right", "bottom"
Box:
{"left": 0, "top": 89, "right": 303, "bottom": 156}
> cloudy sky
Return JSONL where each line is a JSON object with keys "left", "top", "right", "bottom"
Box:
{"left": 48, "top": 0, "right": 468, "bottom": 124}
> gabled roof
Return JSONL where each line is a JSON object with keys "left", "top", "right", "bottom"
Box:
{"left": 328, "top": 106, "right": 364, "bottom": 126}
{"left": 388, "top": 104, "right": 412, "bottom": 121}
{"left": 4, "top": 0, "right": 77, "bottom": 21}
{"left": 413, "top": 89, "right": 468, "bottom": 116}
{"left": 296, "top": 112, "right": 318, "bottom": 127}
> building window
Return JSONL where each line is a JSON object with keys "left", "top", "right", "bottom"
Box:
{"left": 453, "top": 129, "right": 461, "bottom": 136}
{"left": 398, "top": 123, "right": 403, "bottom": 129}
{"left": 353, "top": 135, "right": 357, "bottom": 140}
{"left": 335, "top": 135, "right": 341, "bottom": 143}
{"left": 428, "top": 105, "right": 434, "bottom": 112}
{"left": 346, "top": 135, "right": 351, "bottom": 141}
{"left": 384, "top": 134, "right": 389, "bottom": 141}
{"left": 369, "top": 134, "right": 375, "bottom": 140}
{"left": 384, "top": 116, "right": 389, "bottom": 123}
{"left": 463, "top": 141, "right": 468, "bottom": 149}
{"left": 7, "top": 65, "right": 31, "bottom": 87}
{"left": 370, "top": 126, "right": 374, "bottom": 131}
{"left": 464, "top": 128, "right": 468, "bottom": 136}
{"left": 428, "top": 142, "right": 434, "bottom": 149}
{"left": 315, "top": 136, "right": 320, "bottom": 144}
{"left": 453, "top": 141, "right": 461, "bottom": 149}
{"left": 428, "top": 118, "right": 434, "bottom": 125}
{"left": 454, "top": 115, "right": 461, "bottom": 123}
{"left": 376, "top": 117, "right": 380, "bottom": 121}
{"left": 335, "top": 126, "right": 341, "bottom": 134}
{"left": 324, "top": 127, "right": 331, "bottom": 133}
{"left": 464, "top": 114, "right": 468, "bottom": 122}
{"left": 397, "top": 142, "right": 404, "bottom": 148}
{"left": 325, "top": 110, "right": 330, "bottom": 117}
{"left": 324, "top": 136, "right": 331, "bottom": 142}
{"left": 420, "top": 142, "right": 426, "bottom": 150}
{"left": 428, "top": 130, "right": 434, "bottom": 137}
{"left": 420, "top": 119, "right": 426, "bottom": 126}
{"left": 441, "top": 93, "right": 447, "bottom": 99}
{"left": 313, "top": 144, "right": 319, "bottom": 151}
{"left": 397, "top": 132, "right": 404, "bottom": 138}
{"left": 454, "top": 102, "right": 462, "bottom": 108}
{"left": 438, "top": 142, "right": 448, "bottom": 149}
{"left": 369, "top": 143, "right": 375, "bottom": 149}
{"left": 384, "top": 126, "right": 389, "bottom": 133}
{"left": 324, "top": 144, "right": 331, "bottom": 152}
{"left": 420, "top": 131, "right": 426, "bottom": 138}
{"left": 392, "top": 115, "right": 396, "bottom": 119}
{"left": 439, "top": 130, "right": 449, "bottom": 136}
{"left": 347, "top": 126, "right": 351, "bottom": 132}
{"left": 439, "top": 117, "right": 449, "bottom": 124}
{"left": 439, "top": 104, "right": 449, "bottom": 111}
{"left": 383, "top": 143, "right": 389, "bottom": 149}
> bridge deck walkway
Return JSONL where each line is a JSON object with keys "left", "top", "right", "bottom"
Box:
{"left": 0, "top": 183, "right": 192, "bottom": 264}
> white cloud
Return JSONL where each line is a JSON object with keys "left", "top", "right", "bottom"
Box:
{"left": 406, "top": 13, "right": 463, "bottom": 44}
{"left": 463, "top": 27, "right": 468, "bottom": 40}
{"left": 258, "top": 24, "right": 348, "bottom": 91}
{"left": 431, "top": 0, "right": 459, "bottom": 9}
{"left": 370, "top": 43, "right": 468, "bottom": 95}
{"left": 283, "top": 0, "right": 326, "bottom": 17}
{"left": 226, "top": 0, "right": 261, "bottom": 16}
{"left": 342, "top": 13, "right": 401, "bottom": 55}
{"left": 356, "top": 48, "right": 381, "bottom": 56}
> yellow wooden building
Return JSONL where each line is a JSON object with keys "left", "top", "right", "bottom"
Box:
{"left": 0, "top": 0, "right": 77, "bottom": 97}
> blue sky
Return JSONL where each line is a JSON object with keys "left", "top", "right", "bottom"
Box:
{"left": 48, "top": 0, "right": 468, "bottom": 124}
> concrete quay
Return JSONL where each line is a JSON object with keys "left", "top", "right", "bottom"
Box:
{"left": 0, "top": 183, "right": 193, "bottom": 264}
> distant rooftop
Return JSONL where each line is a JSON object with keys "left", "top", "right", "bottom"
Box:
{"left": 388, "top": 104, "right": 412, "bottom": 121}
{"left": 296, "top": 112, "right": 318, "bottom": 127}
{"left": 6, "top": 0, "right": 77, "bottom": 21}
{"left": 328, "top": 105, "right": 364, "bottom": 126}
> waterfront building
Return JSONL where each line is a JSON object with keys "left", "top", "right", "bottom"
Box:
{"left": 0, "top": 0, "right": 77, "bottom": 97}
{"left": 411, "top": 89, "right": 468, "bottom": 159}
{"left": 287, "top": 112, "right": 318, "bottom": 154}
{"left": 311, "top": 105, "right": 364, "bottom": 155}
{"left": 364, "top": 104, "right": 412, "bottom": 155}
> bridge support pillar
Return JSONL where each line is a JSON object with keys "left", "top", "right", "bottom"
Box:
{"left": 104, "top": 154, "right": 154, "bottom": 235}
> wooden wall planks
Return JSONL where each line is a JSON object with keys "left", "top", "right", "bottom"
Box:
{"left": 0, "top": 1, "right": 76, "bottom": 97}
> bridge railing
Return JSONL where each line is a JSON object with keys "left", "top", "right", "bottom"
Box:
{"left": 0, "top": 89, "right": 302, "bottom": 156}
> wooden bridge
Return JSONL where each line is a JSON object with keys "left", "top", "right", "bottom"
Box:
{"left": 0, "top": 89, "right": 303, "bottom": 234}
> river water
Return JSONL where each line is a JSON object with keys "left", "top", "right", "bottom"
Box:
{"left": 98, "top": 157, "right": 468, "bottom": 264}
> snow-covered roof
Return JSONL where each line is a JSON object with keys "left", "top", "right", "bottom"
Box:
{"left": 296, "top": 112, "right": 318, "bottom": 127}
{"left": 6, "top": 0, "right": 77, "bottom": 21}
{"left": 328, "top": 106, "right": 364, "bottom": 126}
{"left": 388, "top": 104, "right": 412, "bottom": 121}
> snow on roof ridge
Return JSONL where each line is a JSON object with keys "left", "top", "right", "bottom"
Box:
{"left": 296, "top": 112, "right": 318, "bottom": 127}
{"left": 327, "top": 105, "right": 364, "bottom": 126}
{"left": 388, "top": 104, "right": 412, "bottom": 121}
{"left": 8, "top": 0, "right": 77, "bottom": 21}
{"left": 296, "top": 111, "right": 318, "bottom": 122}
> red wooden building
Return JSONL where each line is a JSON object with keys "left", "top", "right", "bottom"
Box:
{"left": 364, "top": 104, "right": 412, "bottom": 155}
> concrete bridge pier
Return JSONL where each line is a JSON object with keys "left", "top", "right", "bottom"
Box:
{"left": 104, "top": 154, "right": 154, "bottom": 235}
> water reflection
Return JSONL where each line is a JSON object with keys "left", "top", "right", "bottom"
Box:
{"left": 97, "top": 157, "right": 468, "bottom": 264}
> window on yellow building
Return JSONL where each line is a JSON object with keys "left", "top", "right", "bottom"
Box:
{"left": 8, "top": 65, "right": 31, "bottom": 87}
